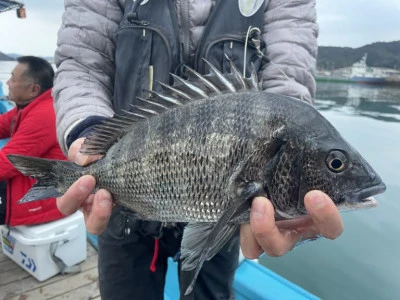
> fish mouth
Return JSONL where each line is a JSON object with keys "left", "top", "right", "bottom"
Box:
{"left": 337, "top": 182, "right": 386, "bottom": 211}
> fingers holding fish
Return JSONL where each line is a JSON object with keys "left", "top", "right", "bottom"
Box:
{"left": 58, "top": 138, "right": 112, "bottom": 234}
{"left": 240, "top": 224, "right": 262, "bottom": 259}
{"left": 68, "top": 138, "right": 102, "bottom": 165}
{"left": 274, "top": 191, "right": 343, "bottom": 240}
{"left": 56, "top": 174, "right": 112, "bottom": 235}
{"left": 67, "top": 138, "right": 85, "bottom": 163}
{"left": 303, "top": 191, "right": 344, "bottom": 240}
{"left": 84, "top": 188, "right": 113, "bottom": 235}
{"left": 56, "top": 175, "right": 96, "bottom": 216}
{"left": 241, "top": 192, "right": 343, "bottom": 259}
{"left": 240, "top": 197, "right": 301, "bottom": 258}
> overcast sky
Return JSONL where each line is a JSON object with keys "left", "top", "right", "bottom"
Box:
{"left": 0, "top": 0, "right": 399, "bottom": 57}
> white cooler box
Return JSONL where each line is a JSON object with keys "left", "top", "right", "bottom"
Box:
{"left": 0, "top": 210, "right": 87, "bottom": 281}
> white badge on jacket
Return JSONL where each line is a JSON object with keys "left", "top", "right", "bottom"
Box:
{"left": 239, "top": 0, "right": 264, "bottom": 17}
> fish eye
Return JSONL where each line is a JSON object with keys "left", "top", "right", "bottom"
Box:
{"left": 326, "top": 150, "right": 348, "bottom": 173}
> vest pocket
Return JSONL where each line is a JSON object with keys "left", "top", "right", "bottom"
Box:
{"left": 114, "top": 23, "right": 173, "bottom": 112}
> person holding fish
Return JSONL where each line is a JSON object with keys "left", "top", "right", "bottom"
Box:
{"left": 50, "top": 0, "right": 345, "bottom": 299}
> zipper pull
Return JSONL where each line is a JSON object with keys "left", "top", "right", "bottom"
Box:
{"left": 126, "top": 0, "right": 148, "bottom": 25}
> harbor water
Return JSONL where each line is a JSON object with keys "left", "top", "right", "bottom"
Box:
{"left": 1, "top": 61, "right": 399, "bottom": 299}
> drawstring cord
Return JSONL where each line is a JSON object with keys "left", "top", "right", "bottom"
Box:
{"left": 243, "top": 26, "right": 265, "bottom": 76}
{"left": 149, "top": 238, "right": 159, "bottom": 272}
{"left": 243, "top": 26, "right": 304, "bottom": 101}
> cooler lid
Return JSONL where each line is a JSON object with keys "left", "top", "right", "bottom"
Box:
{"left": 10, "top": 211, "right": 84, "bottom": 238}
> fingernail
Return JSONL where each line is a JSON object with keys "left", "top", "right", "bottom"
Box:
{"left": 309, "top": 193, "right": 326, "bottom": 210}
{"left": 76, "top": 152, "right": 88, "bottom": 165}
{"left": 252, "top": 197, "right": 266, "bottom": 219}
{"left": 99, "top": 197, "right": 112, "bottom": 208}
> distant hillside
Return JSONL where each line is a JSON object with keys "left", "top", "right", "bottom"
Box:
{"left": 6, "top": 53, "right": 21, "bottom": 59}
{"left": 0, "top": 52, "right": 15, "bottom": 61}
{"left": 318, "top": 41, "right": 400, "bottom": 70}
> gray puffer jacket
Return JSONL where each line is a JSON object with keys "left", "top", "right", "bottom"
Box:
{"left": 53, "top": 0, "right": 319, "bottom": 154}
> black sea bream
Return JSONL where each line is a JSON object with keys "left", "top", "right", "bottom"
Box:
{"left": 8, "top": 60, "right": 386, "bottom": 294}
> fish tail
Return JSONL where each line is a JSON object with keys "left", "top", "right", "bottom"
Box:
{"left": 7, "top": 154, "right": 80, "bottom": 203}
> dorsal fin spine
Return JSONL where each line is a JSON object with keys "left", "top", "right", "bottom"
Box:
{"left": 156, "top": 81, "right": 193, "bottom": 101}
{"left": 170, "top": 73, "right": 209, "bottom": 98}
{"left": 81, "top": 58, "right": 256, "bottom": 156}
{"left": 183, "top": 65, "right": 222, "bottom": 95}
{"left": 203, "top": 59, "right": 236, "bottom": 93}
{"left": 225, "top": 55, "right": 248, "bottom": 90}
{"left": 145, "top": 88, "right": 184, "bottom": 106}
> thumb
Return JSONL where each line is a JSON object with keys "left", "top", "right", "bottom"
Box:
{"left": 56, "top": 175, "right": 96, "bottom": 215}
{"left": 68, "top": 137, "right": 102, "bottom": 166}
{"left": 304, "top": 191, "right": 343, "bottom": 239}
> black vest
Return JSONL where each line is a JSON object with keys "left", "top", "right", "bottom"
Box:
{"left": 113, "top": 0, "right": 266, "bottom": 113}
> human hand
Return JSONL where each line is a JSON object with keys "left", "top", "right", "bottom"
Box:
{"left": 240, "top": 191, "right": 344, "bottom": 258}
{"left": 56, "top": 138, "right": 113, "bottom": 234}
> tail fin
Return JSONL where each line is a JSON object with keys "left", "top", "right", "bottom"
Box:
{"left": 7, "top": 154, "right": 75, "bottom": 203}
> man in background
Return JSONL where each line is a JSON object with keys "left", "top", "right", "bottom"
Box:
{"left": 0, "top": 56, "right": 66, "bottom": 225}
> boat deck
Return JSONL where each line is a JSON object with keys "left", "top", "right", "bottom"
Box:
{"left": 0, "top": 243, "right": 100, "bottom": 300}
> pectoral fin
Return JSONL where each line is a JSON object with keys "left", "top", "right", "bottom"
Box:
{"left": 180, "top": 182, "right": 264, "bottom": 295}
{"left": 180, "top": 221, "right": 240, "bottom": 295}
